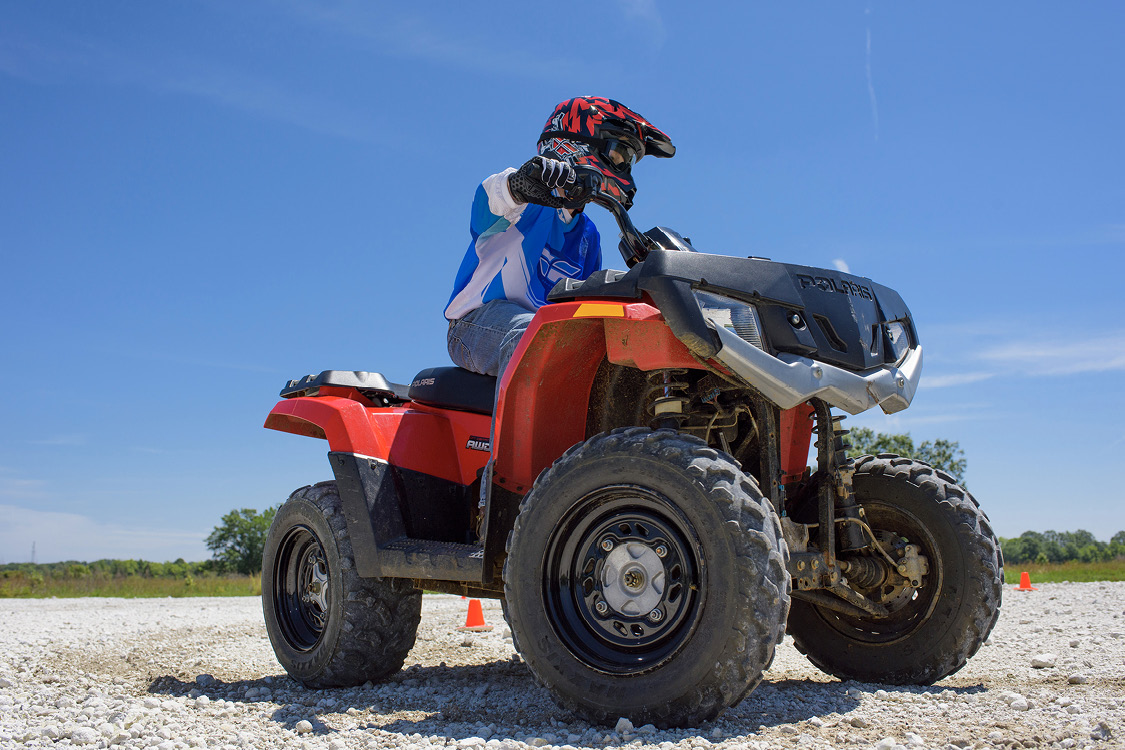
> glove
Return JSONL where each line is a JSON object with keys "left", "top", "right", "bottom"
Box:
{"left": 508, "top": 156, "right": 576, "bottom": 207}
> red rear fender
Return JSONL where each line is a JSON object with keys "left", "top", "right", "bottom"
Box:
{"left": 265, "top": 395, "right": 385, "bottom": 455}
{"left": 264, "top": 397, "right": 491, "bottom": 486}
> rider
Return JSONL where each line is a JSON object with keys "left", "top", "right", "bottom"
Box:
{"left": 445, "top": 96, "right": 675, "bottom": 381}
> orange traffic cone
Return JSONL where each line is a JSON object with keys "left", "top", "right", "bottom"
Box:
{"left": 1014, "top": 571, "right": 1038, "bottom": 591}
{"left": 457, "top": 598, "right": 493, "bottom": 632}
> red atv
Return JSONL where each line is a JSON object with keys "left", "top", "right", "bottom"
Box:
{"left": 261, "top": 182, "right": 1003, "bottom": 728}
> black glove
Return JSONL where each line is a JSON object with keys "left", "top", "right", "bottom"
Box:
{"left": 508, "top": 156, "right": 576, "bottom": 207}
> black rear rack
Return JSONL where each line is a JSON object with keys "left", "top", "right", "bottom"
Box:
{"left": 280, "top": 370, "right": 411, "bottom": 402}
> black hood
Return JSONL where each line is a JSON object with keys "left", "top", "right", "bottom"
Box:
{"left": 548, "top": 249, "right": 916, "bottom": 373}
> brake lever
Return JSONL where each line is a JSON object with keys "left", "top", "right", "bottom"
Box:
{"left": 556, "top": 169, "right": 599, "bottom": 210}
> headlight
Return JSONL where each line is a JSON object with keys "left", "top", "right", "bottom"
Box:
{"left": 694, "top": 290, "right": 765, "bottom": 350}
{"left": 885, "top": 321, "right": 911, "bottom": 363}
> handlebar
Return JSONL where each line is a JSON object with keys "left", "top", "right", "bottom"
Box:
{"left": 566, "top": 166, "right": 656, "bottom": 267}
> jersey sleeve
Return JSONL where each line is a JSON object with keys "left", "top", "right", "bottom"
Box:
{"left": 470, "top": 168, "right": 524, "bottom": 240}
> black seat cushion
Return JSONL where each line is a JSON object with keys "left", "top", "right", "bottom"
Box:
{"left": 408, "top": 367, "right": 496, "bottom": 415}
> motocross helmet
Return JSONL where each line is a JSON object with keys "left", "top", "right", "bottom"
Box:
{"left": 537, "top": 96, "right": 675, "bottom": 210}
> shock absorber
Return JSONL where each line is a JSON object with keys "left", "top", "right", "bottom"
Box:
{"left": 646, "top": 369, "right": 689, "bottom": 430}
{"left": 812, "top": 401, "right": 868, "bottom": 552}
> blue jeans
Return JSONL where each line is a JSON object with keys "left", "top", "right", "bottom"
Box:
{"left": 447, "top": 300, "right": 535, "bottom": 379}
{"left": 447, "top": 300, "right": 535, "bottom": 507}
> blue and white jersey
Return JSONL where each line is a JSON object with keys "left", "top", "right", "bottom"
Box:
{"left": 445, "top": 168, "right": 601, "bottom": 320}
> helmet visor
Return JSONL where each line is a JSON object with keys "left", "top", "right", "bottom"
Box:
{"left": 602, "top": 138, "right": 642, "bottom": 172}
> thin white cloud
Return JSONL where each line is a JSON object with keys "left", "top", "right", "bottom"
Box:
{"left": 900, "top": 412, "right": 992, "bottom": 425}
{"left": 27, "top": 434, "right": 87, "bottom": 447}
{"left": 0, "top": 477, "right": 49, "bottom": 501}
{"left": 979, "top": 334, "right": 1125, "bottom": 376}
{"left": 284, "top": 4, "right": 612, "bottom": 79}
{"left": 865, "top": 21, "right": 879, "bottom": 142}
{"left": 923, "top": 326, "right": 1125, "bottom": 385}
{"left": 833, "top": 258, "right": 851, "bottom": 273}
{"left": 0, "top": 27, "right": 380, "bottom": 144}
{"left": 849, "top": 409, "right": 993, "bottom": 437}
{"left": 616, "top": 0, "right": 667, "bottom": 47}
{"left": 922, "top": 372, "right": 996, "bottom": 388}
{"left": 158, "top": 61, "right": 380, "bottom": 144}
{"left": 0, "top": 504, "right": 208, "bottom": 564}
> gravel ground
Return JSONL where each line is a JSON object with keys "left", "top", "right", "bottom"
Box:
{"left": 2, "top": 583, "right": 1123, "bottom": 750}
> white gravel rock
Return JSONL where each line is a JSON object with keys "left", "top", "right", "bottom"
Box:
{"left": 2, "top": 585, "right": 1125, "bottom": 749}
{"left": 1030, "top": 652, "right": 1057, "bottom": 668}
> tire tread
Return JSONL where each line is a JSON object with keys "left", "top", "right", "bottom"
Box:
{"left": 263, "top": 482, "right": 422, "bottom": 688}
{"left": 504, "top": 428, "right": 790, "bottom": 727}
{"left": 789, "top": 455, "right": 1002, "bottom": 685}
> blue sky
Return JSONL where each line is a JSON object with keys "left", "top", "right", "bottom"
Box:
{"left": 2, "top": 2, "right": 1123, "bottom": 563}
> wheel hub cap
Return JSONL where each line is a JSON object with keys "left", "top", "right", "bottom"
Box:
{"left": 543, "top": 485, "right": 702, "bottom": 674}
{"left": 304, "top": 555, "right": 329, "bottom": 620}
{"left": 601, "top": 542, "right": 665, "bottom": 616}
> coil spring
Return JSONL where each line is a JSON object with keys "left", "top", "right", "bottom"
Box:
{"left": 812, "top": 406, "right": 866, "bottom": 550}
{"left": 810, "top": 413, "right": 853, "bottom": 468}
{"left": 645, "top": 369, "right": 689, "bottom": 428}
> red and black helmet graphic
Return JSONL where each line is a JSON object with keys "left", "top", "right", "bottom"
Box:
{"left": 537, "top": 96, "right": 675, "bottom": 210}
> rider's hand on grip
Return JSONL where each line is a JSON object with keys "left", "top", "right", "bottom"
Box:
{"left": 508, "top": 157, "right": 576, "bottom": 208}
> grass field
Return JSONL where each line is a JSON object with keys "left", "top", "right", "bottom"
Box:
{"left": 2, "top": 562, "right": 1121, "bottom": 598}
{"left": 0, "top": 571, "right": 261, "bottom": 598}
{"left": 1003, "top": 560, "right": 1125, "bottom": 584}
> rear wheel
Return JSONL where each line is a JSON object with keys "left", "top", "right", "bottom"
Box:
{"left": 262, "top": 482, "right": 422, "bottom": 687}
{"left": 787, "top": 455, "right": 1003, "bottom": 684}
{"left": 504, "top": 428, "right": 789, "bottom": 728}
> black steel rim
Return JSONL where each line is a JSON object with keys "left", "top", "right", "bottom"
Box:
{"left": 274, "top": 525, "right": 330, "bottom": 652}
{"left": 543, "top": 485, "right": 702, "bottom": 674}
{"left": 816, "top": 500, "right": 941, "bottom": 644}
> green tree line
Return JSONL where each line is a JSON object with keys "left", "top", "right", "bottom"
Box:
{"left": 1001, "top": 530, "right": 1125, "bottom": 564}
{"left": 0, "top": 558, "right": 223, "bottom": 582}
{"left": 2, "top": 506, "right": 278, "bottom": 583}
{"left": 846, "top": 427, "right": 967, "bottom": 484}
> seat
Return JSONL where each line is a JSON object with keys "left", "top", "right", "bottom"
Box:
{"left": 407, "top": 366, "right": 496, "bottom": 415}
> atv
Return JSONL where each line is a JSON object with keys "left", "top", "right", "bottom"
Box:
{"left": 261, "top": 173, "right": 1003, "bottom": 728}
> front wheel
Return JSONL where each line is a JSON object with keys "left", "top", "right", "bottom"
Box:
{"left": 504, "top": 428, "right": 790, "bottom": 728}
{"left": 262, "top": 482, "right": 422, "bottom": 687}
{"left": 787, "top": 455, "right": 1003, "bottom": 684}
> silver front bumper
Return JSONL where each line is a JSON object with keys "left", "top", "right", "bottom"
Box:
{"left": 711, "top": 324, "right": 923, "bottom": 415}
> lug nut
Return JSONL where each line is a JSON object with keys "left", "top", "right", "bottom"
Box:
{"left": 654, "top": 544, "right": 668, "bottom": 558}
{"left": 595, "top": 601, "right": 609, "bottom": 615}
{"left": 600, "top": 538, "right": 614, "bottom": 552}
{"left": 648, "top": 608, "right": 664, "bottom": 623}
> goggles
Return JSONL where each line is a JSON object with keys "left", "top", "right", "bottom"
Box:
{"left": 601, "top": 138, "right": 642, "bottom": 172}
{"left": 540, "top": 130, "right": 644, "bottom": 173}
